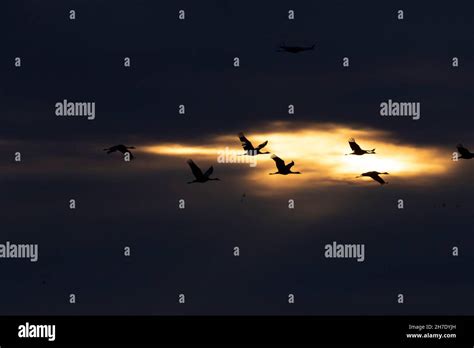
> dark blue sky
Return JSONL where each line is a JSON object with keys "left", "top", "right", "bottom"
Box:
{"left": 1, "top": 1, "right": 473, "bottom": 315}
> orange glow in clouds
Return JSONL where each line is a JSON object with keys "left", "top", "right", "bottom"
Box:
{"left": 142, "top": 122, "right": 451, "bottom": 187}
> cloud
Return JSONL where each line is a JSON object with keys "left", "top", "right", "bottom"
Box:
{"left": 141, "top": 121, "right": 454, "bottom": 194}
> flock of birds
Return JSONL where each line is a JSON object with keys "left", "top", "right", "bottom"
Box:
{"left": 102, "top": 134, "right": 474, "bottom": 186}
{"left": 100, "top": 43, "right": 474, "bottom": 186}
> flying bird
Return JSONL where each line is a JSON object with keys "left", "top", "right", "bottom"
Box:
{"left": 103, "top": 144, "right": 136, "bottom": 159}
{"left": 269, "top": 154, "right": 301, "bottom": 175}
{"left": 356, "top": 171, "right": 389, "bottom": 185}
{"left": 187, "top": 159, "right": 220, "bottom": 184}
{"left": 238, "top": 132, "right": 270, "bottom": 155}
{"left": 456, "top": 144, "right": 474, "bottom": 159}
{"left": 346, "top": 138, "right": 375, "bottom": 155}
{"left": 277, "top": 43, "right": 316, "bottom": 53}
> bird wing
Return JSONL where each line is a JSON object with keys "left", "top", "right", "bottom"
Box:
{"left": 371, "top": 174, "right": 386, "bottom": 185}
{"left": 255, "top": 140, "right": 268, "bottom": 151}
{"left": 271, "top": 154, "right": 286, "bottom": 172}
{"left": 285, "top": 161, "right": 294, "bottom": 170}
{"left": 187, "top": 159, "right": 204, "bottom": 179}
{"left": 238, "top": 132, "right": 254, "bottom": 151}
{"left": 349, "top": 138, "right": 362, "bottom": 152}
{"left": 203, "top": 166, "right": 214, "bottom": 178}
{"left": 457, "top": 144, "right": 471, "bottom": 157}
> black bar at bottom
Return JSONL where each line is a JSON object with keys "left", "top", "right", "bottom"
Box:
{"left": 0, "top": 316, "right": 472, "bottom": 345}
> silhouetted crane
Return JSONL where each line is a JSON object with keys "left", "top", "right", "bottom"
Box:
{"left": 278, "top": 43, "right": 316, "bottom": 53}
{"left": 269, "top": 155, "right": 301, "bottom": 175}
{"left": 457, "top": 144, "right": 474, "bottom": 159}
{"left": 187, "top": 159, "right": 220, "bottom": 184}
{"left": 103, "top": 144, "right": 135, "bottom": 159}
{"left": 346, "top": 138, "right": 375, "bottom": 155}
{"left": 238, "top": 132, "right": 270, "bottom": 155}
{"left": 356, "top": 171, "right": 389, "bottom": 185}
